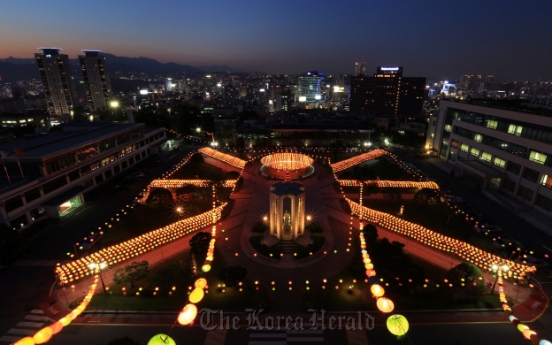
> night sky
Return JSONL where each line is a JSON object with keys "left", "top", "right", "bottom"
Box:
{"left": 2, "top": 0, "right": 552, "bottom": 80}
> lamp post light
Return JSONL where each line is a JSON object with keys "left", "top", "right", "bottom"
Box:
{"left": 89, "top": 262, "right": 108, "bottom": 295}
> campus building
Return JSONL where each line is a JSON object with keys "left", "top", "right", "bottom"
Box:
{"left": 0, "top": 122, "right": 165, "bottom": 229}
{"left": 427, "top": 100, "right": 552, "bottom": 223}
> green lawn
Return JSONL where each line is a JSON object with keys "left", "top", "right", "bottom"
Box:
{"left": 361, "top": 199, "right": 497, "bottom": 253}
{"left": 87, "top": 247, "right": 263, "bottom": 312}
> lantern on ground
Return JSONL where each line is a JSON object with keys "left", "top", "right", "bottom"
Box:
{"left": 178, "top": 304, "right": 198, "bottom": 325}
{"left": 189, "top": 287, "right": 205, "bottom": 303}
{"left": 148, "top": 334, "right": 177, "bottom": 345}
{"left": 202, "top": 264, "right": 211, "bottom": 272}
{"left": 377, "top": 297, "right": 395, "bottom": 313}
{"left": 371, "top": 284, "right": 385, "bottom": 297}
{"left": 48, "top": 321, "right": 63, "bottom": 335}
{"left": 386, "top": 314, "right": 409, "bottom": 336}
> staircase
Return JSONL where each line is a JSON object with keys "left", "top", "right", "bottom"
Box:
{"left": 279, "top": 240, "right": 296, "bottom": 255}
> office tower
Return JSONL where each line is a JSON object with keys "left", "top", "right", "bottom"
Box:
{"left": 78, "top": 50, "right": 112, "bottom": 112}
{"left": 298, "top": 71, "right": 324, "bottom": 106}
{"left": 35, "top": 47, "right": 79, "bottom": 121}
{"left": 354, "top": 61, "right": 366, "bottom": 76}
{"left": 350, "top": 66, "right": 426, "bottom": 118}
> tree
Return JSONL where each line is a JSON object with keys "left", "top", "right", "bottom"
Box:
{"left": 363, "top": 223, "right": 378, "bottom": 243}
{"left": 106, "top": 336, "right": 140, "bottom": 345}
{"left": 413, "top": 188, "right": 436, "bottom": 208}
{"left": 189, "top": 232, "right": 212, "bottom": 261}
{"left": 218, "top": 266, "right": 247, "bottom": 287}
{"left": 445, "top": 263, "right": 486, "bottom": 301}
{"left": 113, "top": 261, "right": 149, "bottom": 288}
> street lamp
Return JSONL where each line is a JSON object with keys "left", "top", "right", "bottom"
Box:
{"left": 89, "top": 262, "right": 108, "bottom": 295}
{"left": 196, "top": 127, "right": 201, "bottom": 133}
{"left": 306, "top": 215, "right": 312, "bottom": 222}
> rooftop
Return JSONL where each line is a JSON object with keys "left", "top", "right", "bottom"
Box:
{"left": 0, "top": 122, "right": 143, "bottom": 159}
{"left": 445, "top": 99, "right": 552, "bottom": 118}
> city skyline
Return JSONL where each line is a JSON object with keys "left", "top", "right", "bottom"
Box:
{"left": 1, "top": 0, "right": 552, "bottom": 80}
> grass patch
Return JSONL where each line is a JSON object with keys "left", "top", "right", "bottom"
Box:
{"left": 249, "top": 235, "right": 282, "bottom": 259}
{"left": 87, "top": 247, "right": 264, "bottom": 312}
{"left": 361, "top": 199, "right": 497, "bottom": 253}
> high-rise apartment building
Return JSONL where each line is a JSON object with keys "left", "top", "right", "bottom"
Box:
{"left": 354, "top": 61, "right": 366, "bottom": 76}
{"left": 298, "top": 71, "right": 324, "bottom": 106}
{"left": 350, "top": 67, "right": 425, "bottom": 118}
{"left": 35, "top": 48, "right": 79, "bottom": 121}
{"left": 78, "top": 50, "right": 112, "bottom": 112}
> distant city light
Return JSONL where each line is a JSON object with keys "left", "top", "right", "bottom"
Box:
{"left": 381, "top": 67, "right": 399, "bottom": 71}
{"left": 139, "top": 89, "right": 148, "bottom": 95}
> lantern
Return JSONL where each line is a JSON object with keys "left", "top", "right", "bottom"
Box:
{"left": 523, "top": 329, "right": 536, "bottom": 340}
{"left": 48, "top": 321, "right": 63, "bottom": 335}
{"left": 148, "top": 334, "right": 177, "bottom": 345}
{"left": 518, "top": 324, "right": 528, "bottom": 332}
{"left": 33, "top": 326, "right": 53, "bottom": 344}
{"left": 59, "top": 316, "right": 72, "bottom": 327}
{"left": 377, "top": 297, "right": 394, "bottom": 313}
{"left": 365, "top": 269, "right": 376, "bottom": 277}
{"left": 13, "top": 337, "right": 35, "bottom": 345}
{"left": 539, "top": 340, "right": 552, "bottom": 345}
{"left": 189, "top": 288, "right": 205, "bottom": 303}
{"left": 371, "top": 284, "right": 385, "bottom": 297}
{"left": 386, "top": 314, "right": 409, "bottom": 336}
{"left": 202, "top": 264, "right": 211, "bottom": 272}
{"left": 195, "top": 278, "right": 207, "bottom": 289}
{"left": 178, "top": 304, "right": 198, "bottom": 325}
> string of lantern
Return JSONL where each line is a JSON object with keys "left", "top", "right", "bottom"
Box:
{"left": 338, "top": 180, "right": 439, "bottom": 189}
{"left": 198, "top": 147, "right": 247, "bottom": 169}
{"left": 55, "top": 205, "right": 225, "bottom": 284}
{"left": 12, "top": 278, "right": 99, "bottom": 345}
{"left": 150, "top": 179, "right": 238, "bottom": 188}
{"left": 260, "top": 152, "right": 314, "bottom": 170}
{"left": 347, "top": 199, "right": 536, "bottom": 277}
{"left": 330, "top": 149, "right": 387, "bottom": 172}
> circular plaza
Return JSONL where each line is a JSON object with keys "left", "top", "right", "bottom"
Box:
{"left": 260, "top": 152, "right": 315, "bottom": 179}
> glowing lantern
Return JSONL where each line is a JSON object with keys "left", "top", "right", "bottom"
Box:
{"left": 540, "top": 340, "right": 552, "bottom": 345}
{"left": 371, "top": 284, "right": 385, "bottom": 297}
{"left": 59, "top": 316, "right": 72, "bottom": 326}
{"left": 202, "top": 264, "right": 211, "bottom": 272}
{"left": 365, "top": 270, "right": 376, "bottom": 277}
{"left": 377, "top": 297, "right": 395, "bottom": 313}
{"left": 518, "top": 324, "right": 529, "bottom": 332}
{"left": 147, "top": 334, "right": 177, "bottom": 345}
{"left": 48, "top": 321, "right": 63, "bottom": 334}
{"left": 194, "top": 278, "right": 207, "bottom": 289}
{"left": 189, "top": 288, "right": 205, "bottom": 303}
{"left": 523, "top": 329, "right": 536, "bottom": 339}
{"left": 386, "top": 314, "right": 409, "bottom": 336}
{"left": 178, "top": 304, "right": 198, "bottom": 325}
{"left": 33, "top": 326, "right": 53, "bottom": 344}
{"left": 14, "top": 337, "right": 35, "bottom": 345}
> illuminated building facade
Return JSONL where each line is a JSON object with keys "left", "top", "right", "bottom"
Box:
{"left": 298, "top": 71, "right": 324, "bottom": 107}
{"left": 354, "top": 61, "right": 366, "bottom": 76}
{"left": 350, "top": 66, "right": 425, "bottom": 118}
{"left": 428, "top": 100, "right": 552, "bottom": 225}
{"left": 269, "top": 182, "right": 306, "bottom": 240}
{"left": 79, "top": 50, "right": 112, "bottom": 112}
{"left": 0, "top": 122, "right": 165, "bottom": 229}
{"left": 35, "top": 48, "right": 79, "bottom": 122}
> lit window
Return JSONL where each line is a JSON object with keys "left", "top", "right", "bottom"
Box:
{"left": 493, "top": 157, "right": 506, "bottom": 168}
{"left": 431, "top": 133, "right": 435, "bottom": 139}
{"left": 474, "top": 134, "right": 482, "bottom": 142}
{"left": 508, "top": 124, "right": 523, "bottom": 136}
{"left": 481, "top": 152, "right": 492, "bottom": 162}
{"left": 470, "top": 147, "right": 480, "bottom": 157}
{"left": 486, "top": 120, "right": 498, "bottom": 129}
{"left": 444, "top": 124, "right": 452, "bottom": 132}
{"left": 461, "top": 144, "right": 469, "bottom": 152}
{"left": 529, "top": 151, "right": 547, "bottom": 165}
